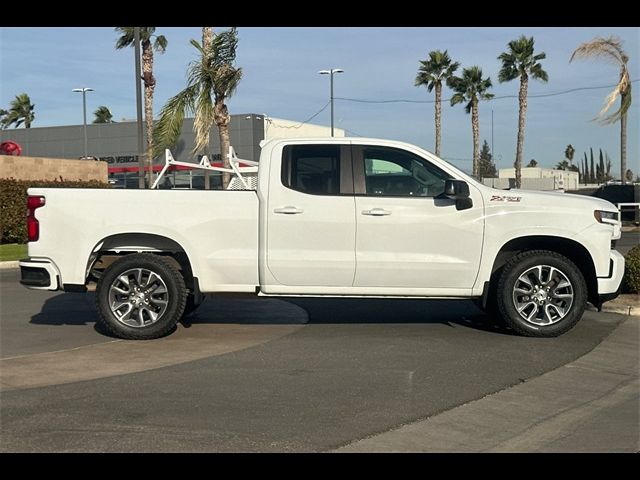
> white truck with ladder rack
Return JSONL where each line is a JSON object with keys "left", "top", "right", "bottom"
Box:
{"left": 19, "top": 137, "right": 624, "bottom": 339}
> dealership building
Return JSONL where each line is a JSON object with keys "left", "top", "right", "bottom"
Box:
{"left": 0, "top": 114, "right": 344, "bottom": 188}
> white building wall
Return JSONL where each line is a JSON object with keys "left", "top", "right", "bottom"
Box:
{"left": 264, "top": 117, "right": 345, "bottom": 140}
{"left": 498, "top": 167, "right": 579, "bottom": 191}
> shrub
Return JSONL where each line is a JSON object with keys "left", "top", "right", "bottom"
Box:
{"left": 623, "top": 245, "right": 640, "bottom": 294}
{"left": 0, "top": 177, "right": 109, "bottom": 244}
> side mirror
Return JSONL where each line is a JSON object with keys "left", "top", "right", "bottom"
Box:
{"left": 443, "top": 179, "right": 473, "bottom": 211}
{"left": 444, "top": 179, "right": 470, "bottom": 199}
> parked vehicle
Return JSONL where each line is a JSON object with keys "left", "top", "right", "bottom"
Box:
{"left": 19, "top": 138, "right": 624, "bottom": 339}
{"left": 591, "top": 184, "right": 639, "bottom": 222}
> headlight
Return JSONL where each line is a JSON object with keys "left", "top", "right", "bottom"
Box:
{"left": 594, "top": 210, "right": 618, "bottom": 224}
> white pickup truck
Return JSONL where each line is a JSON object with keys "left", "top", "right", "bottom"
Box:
{"left": 19, "top": 137, "right": 624, "bottom": 339}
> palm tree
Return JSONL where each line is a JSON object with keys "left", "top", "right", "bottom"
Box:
{"left": 93, "top": 106, "right": 114, "bottom": 124}
{"left": 570, "top": 36, "right": 632, "bottom": 184}
{"left": 115, "top": 27, "right": 168, "bottom": 184}
{"left": 154, "top": 27, "right": 242, "bottom": 190}
{"left": 448, "top": 67, "right": 494, "bottom": 177}
{"left": 498, "top": 36, "right": 548, "bottom": 189}
{"left": 564, "top": 144, "right": 575, "bottom": 165}
{"left": 1, "top": 93, "right": 35, "bottom": 129}
{"left": 415, "top": 50, "right": 459, "bottom": 157}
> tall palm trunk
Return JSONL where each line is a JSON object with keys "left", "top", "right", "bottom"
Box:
{"left": 202, "top": 27, "right": 213, "bottom": 190}
{"left": 141, "top": 39, "right": 155, "bottom": 187}
{"left": 471, "top": 98, "right": 480, "bottom": 177}
{"left": 215, "top": 101, "right": 231, "bottom": 189}
{"left": 620, "top": 92, "right": 627, "bottom": 184}
{"left": 434, "top": 82, "right": 442, "bottom": 157}
{"left": 515, "top": 73, "right": 528, "bottom": 189}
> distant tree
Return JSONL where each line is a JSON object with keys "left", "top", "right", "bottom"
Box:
{"left": 583, "top": 153, "right": 588, "bottom": 184}
{"left": 448, "top": 66, "right": 494, "bottom": 177}
{"left": 597, "top": 149, "right": 605, "bottom": 183}
{"left": 605, "top": 153, "right": 612, "bottom": 180}
{"left": 564, "top": 144, "right": 575, "bottom": 164}
{"left": 498, "top": 35, "right": 548, "bottom": 189}
{"left": 590, "top": 148, "right": 596, "bottom": 183}
{"left": 1, "top": 93, "right": 35, "bottom": 129}
{"left": 556, "top": 160, "right": 569, "bottom": 170}
{"left": 527, "top": 159, "right": 538, "bottom": 167}
{"left": 93, "top": 106, "right": 114, "bottom": 124}
{"left": 571, "top": 36, "right": 631, "bottom": 185}
{"left": 478, "top": 139, "right": 497, "bottom": 178}
{"left": 415, "top": 50, "right": 459, "bottom": 157}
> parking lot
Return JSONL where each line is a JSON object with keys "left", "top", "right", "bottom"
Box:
{"left": 1, "top": 266, "right": 637, "bottom": 452}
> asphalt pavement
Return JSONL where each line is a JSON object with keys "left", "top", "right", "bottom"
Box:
{"left": 0, "top": 268, "right": 636, "bottom": 452}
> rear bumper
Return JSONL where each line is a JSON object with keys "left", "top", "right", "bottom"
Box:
{"left": 597, "top": 250, "right": 625, "bottom": 296}
{"left": 19, "top": 258, "right": 61, "bottom": 291}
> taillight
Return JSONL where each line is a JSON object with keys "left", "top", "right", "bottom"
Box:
{"left": 27, "top": 195, "right": 45, "bottom": 242}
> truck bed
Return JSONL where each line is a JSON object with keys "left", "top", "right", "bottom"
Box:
{"left": 27, "top": 188, "right": 260, "bottom": 292}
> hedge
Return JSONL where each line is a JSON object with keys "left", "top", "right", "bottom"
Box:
{"left": 0, "top": 177, "right": 110, "bottom": 244}
{"left": 623, "top": 245, "right": 640, "bottom": 294}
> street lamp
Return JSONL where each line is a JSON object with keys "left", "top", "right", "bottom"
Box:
{"left": 318, "top": 68, "right": 344, "bottom": 137}
{"left": 72, "top": 87, "right": 93, "bottom": 158}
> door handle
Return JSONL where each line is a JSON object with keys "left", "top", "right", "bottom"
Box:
{"left": 362, "top": 208, "right": 392, "bottom": 216}
{"left": 274, "top": 206, "right": 304, "bottom": 215}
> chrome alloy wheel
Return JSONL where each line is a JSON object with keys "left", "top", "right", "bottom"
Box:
{"left": 108, "top": 268, "right": 169, "bottom": 328}
{"left": 512, "top": 265, "right": 574, "bottom": 326}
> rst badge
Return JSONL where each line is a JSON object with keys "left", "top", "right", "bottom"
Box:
{"left": 490, "top": 195, "right": 522, "bottom": 202}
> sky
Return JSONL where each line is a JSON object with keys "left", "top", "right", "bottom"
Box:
{"left": 1, "top": 26, "right": 638, "bottom": 174}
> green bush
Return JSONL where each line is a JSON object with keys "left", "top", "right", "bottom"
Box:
{"left": 0, "top": 177, "right": 109, "bottom": 244}
{"left": 623, "top": 245, "right": 640, "bottom": 294}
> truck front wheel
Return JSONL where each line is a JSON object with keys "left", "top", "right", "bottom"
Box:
{"left": 96, "top": 253, "right": 187, "bottom": 340}
{"left": 496, "top": 250, "right": 587, "bottom": 337}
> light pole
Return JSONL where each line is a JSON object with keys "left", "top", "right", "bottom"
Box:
{"left": 72, "top": 87, "right": 93, "bottom": 158}
{"left": 318, "top": 68, "right": 344, "bottom": 137}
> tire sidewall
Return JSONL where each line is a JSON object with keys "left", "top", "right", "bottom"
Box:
{"left": 498, "top": 252, "right": 587, "bottom": 337}
{"left": 96, "top": 254, "right": 186, "bottom": 339}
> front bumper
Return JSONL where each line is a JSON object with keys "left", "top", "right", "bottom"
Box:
{"left": 597, "top": 250, "right": 625, "bottom": 296}
{"left": 19, "top": 258, "right": 61, "bottom": 291}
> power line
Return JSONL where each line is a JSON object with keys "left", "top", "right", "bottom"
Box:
{"left": 267, "top": 101, "right": 331, "bottom": 129}
{"left": 334, "top": 79, "right": 639, "bottom": 105}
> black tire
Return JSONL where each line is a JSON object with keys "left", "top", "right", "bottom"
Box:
{"left": 96, "top": 253, "right": 187, "bottom": 340}
{"left": 496, "top": 250, "right": 587, "bottom": 337}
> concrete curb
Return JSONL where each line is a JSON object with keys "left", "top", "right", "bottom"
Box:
{"left": 0, "top": 261, "right": 19, "bottom": 270}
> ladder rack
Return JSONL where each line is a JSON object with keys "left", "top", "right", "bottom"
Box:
{"left": 151, "top": 146, "right": 259, "bottom": 190}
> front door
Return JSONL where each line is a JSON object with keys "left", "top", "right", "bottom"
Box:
{"left": 265, "top": 143, "right": 356, "bottom": 287}
{"left": 352, "top": 145, "right": 484, "bottom": 291}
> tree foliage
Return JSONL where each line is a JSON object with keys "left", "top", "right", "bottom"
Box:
{"left": 478, "top": 140, "right": 497, "bottom": 178}
{"left": 93, "top": 106, "right": 114, "bottom": 124}
{"left": 1, "top": 93, "right": 35, "bottom": 129}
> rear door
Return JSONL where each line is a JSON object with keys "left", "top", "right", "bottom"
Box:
{"left": 265, "top": 143, "right": 356, "bottom": 287}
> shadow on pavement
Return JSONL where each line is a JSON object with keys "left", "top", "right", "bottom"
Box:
{"left": 30, "top": 292, "right": 514, "bottom": 336}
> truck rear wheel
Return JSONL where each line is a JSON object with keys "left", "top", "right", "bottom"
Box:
{"left": 96, "top": 253, "right": 187, "bottom": 340}
{"left": 496, "top": 250, "right": 587, "bottom": 337}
